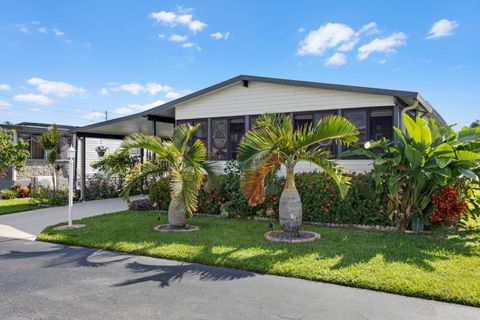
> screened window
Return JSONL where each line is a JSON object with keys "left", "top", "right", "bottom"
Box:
{"left": 176, "top": 119, "right": 208, "bottom": 147}
{"left": 342, "top": 109, "right": 368, "bottom": 145}
{"left": 211, "top": 118, "right": 229, "bottom": 160}
{"left": 370, "top": 109, "right": 393, "bottom": 140}
{"left": 18, "top": 133, "right": 45, "bottom": 160}
{"left": 229, "top": 118, "right": 245, "bottom": 160}
{"left": 294, "top": 114, "right": 313, "bottom": 131}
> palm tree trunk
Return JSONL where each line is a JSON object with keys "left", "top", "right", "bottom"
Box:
{"left": 168, "top": 198, "right": 186, "bottom": 228}
{"left": 279, "top": 164, "right": 302, "bottom": 236}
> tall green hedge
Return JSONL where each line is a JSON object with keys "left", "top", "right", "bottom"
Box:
{"left": 148, "top": 161, "right": 391, "bottom": 226}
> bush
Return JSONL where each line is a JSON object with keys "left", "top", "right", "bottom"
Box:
{"left": 430, "top": 186, "right": 468, "bottom": 228}
{"left": 30, "top": 187, "right": 68, "bottom": 206}
{"left": 147, "top": 160, "right": 390, "bottom": 226}
{"left": 85, "top": 173, "right": 121, "bottom": 200}
{"left": 148, "top": 178, "right": 171, "bottom": 210}
{"left": 1, "top": 189, "right": 18, "bottom": 200}
{"left": 128, "top": 198, "right": 152, "bottom": 211}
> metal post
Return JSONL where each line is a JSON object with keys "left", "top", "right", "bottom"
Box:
{"left": 81, "top": 137, "right": 86, "bottom": 202}
{"left": 68, "top": 155, "right": 73, "bottom": 226}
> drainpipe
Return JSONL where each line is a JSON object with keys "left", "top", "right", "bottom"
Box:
{"left": 400, "top": 99, "right": 419, "bottom": 133}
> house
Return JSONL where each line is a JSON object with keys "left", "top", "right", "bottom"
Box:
{"left": 0, "top": 122, "right": 126, "bottom": 189}
{"left": 72, "top": 75, "right": 446, "bottom": 198}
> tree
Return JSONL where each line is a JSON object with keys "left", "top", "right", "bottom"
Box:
{"left": 342, "top": 114, "right": 480, "bottom": 230}
{"left": 39, "top": 124, "right": 61, "bottom": 191}
{"left": 470, "top": 120, "right": 480, "bottom": 128}
{"left": 0, "top": 129, "right": 30, "bottom": 178}
{"left": 120, "top": 124, "right": 215, "bottom": 228}
{"left": 91, "top": 149, "right": 139, "bottom": 187}
{"left": 237, "top": 113, "right": 359, "bottom": 236}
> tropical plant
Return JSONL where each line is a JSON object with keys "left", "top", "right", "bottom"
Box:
{"left": 0, "top": 129, "right": 29, "bottom": 178}
{"left": 237, "top": 113, "right": 359, "bottom": 236}
{"left": 120, "top": 123, "right": 215, "bottom": 228}
{"left": 342, "top": 114, "right": 480, "bottom": 230}
{"left": 39, "top": 124, "right": 61, "bottom": 191}
{"left": 91, "top": 149, "right": 139, "bottom": 186}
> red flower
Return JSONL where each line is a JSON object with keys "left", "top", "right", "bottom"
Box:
{"left": 330, "top": 193, "right": 334, "bottom": 198}
{"left": 217, "top": 201, "right": 222, "bottom": 205}
{"left": 326, "top": 175, "right": 331, "bottom": 181}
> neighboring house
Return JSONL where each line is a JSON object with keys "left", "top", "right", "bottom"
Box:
{"left": 0, "top": 122, "right": 124, "bottom": 190}
{"left": 72, "top": 75, "right": 446, "bottom": 197}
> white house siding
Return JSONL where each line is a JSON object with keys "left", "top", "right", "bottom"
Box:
{"left": 175, "top": 80, "right": 388, "bottom": 173}
{"left": 175, "top": 81, "right": 394, "bottom": 120}
{"left": 76, "top": 138, "right": 123, "bottom": 177}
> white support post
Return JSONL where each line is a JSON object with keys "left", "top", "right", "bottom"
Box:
{"left": 67, "top": 146, "right": 75, "bottom": 226}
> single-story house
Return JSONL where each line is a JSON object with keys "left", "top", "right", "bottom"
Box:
{"left": 0, "top": 122, "right": 127, "bottom": 189}
{"left": 72, "top": 75, "right": 446, "bottom": 199}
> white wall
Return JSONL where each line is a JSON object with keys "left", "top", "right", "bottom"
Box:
{"left": 76, "top": 138, "right": 123, "bottom": 177}
{"left": 175, "top": 81, "right": 394, "bottom": 120}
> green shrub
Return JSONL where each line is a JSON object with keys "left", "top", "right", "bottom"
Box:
{"left": 1, "top": 189, "right": 18, "bottom": 200}
{"left": 148, "top": 178, "right": 171, "bottom": 210}
{"left": 30, "top": 187, "right": 68, "bottom": 206}
{"left": 147, "top": 160, "right": 390, "bottom": 225}
{"left": 85, "top": 173, "right": 121, "bottom": 200}
{"left": 128, "top": 198, "right": 152, "bottom": 211}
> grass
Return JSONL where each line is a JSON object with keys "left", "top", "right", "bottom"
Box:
{"left": 0, "top": 198, "right": 39, "bottom": 215}
{"left": 38, "top": 210, "right": 480, "bottom": 307}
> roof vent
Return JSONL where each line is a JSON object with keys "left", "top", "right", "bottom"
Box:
{"left": 242, "top": 80, "right": 249, "bottom": 88}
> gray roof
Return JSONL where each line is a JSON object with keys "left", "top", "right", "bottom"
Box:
{"left": 74, "top": 74, "right": 445, "bottom": 134}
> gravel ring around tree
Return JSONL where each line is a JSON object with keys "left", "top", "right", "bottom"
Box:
{"left": 264, "top": 230, "right": 321, "bottom": 243}
{"left": 153, "top": 224, "right": 200, "bottom": 233}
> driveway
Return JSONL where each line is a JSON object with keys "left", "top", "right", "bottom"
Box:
{"left": 0, "top": 239, "right": 479, "bottom": 320}
{"left": 0, "top": 197, "right": 131, "bottom": 240}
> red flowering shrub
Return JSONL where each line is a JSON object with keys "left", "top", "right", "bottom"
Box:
{"left": 430, "top": 186, "right": 468, "bottom": 227}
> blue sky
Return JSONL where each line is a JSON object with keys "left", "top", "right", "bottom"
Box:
{"left": 0, "top": 0, "right": 479, "bottom": 127}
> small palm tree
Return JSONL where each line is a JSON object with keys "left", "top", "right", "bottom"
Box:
{"left": 237, "top": 113, "right": 359, "bottom": 236}
{"left": 39, "top": 124, "right": 60, "bottom": 191}
{"left": 120, "top": 124, "right": 215, "bottom": 228}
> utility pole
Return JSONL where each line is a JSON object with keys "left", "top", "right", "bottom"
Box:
{"left": 105, "top": 110, "right": 108, "bottom": 121}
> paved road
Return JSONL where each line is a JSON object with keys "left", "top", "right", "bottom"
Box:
{"left": 0, "top": 197, "right": 132, "bottom": 240}
{"left": 1, "top": 238, "right": 479, "bottom": 320}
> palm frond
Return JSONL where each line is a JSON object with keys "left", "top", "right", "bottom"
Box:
{"left": 293, "top": 115, "right": 359, "bottom": 151}
{"left": 298, "top": 146, "right": 351, "bottom": 198}
{"left": 120, "top": 161, "right": 171, "bottom": 200}
{"left": 121, "top": 133, "right": 168, "bottom": 159}
{"left": 172, "top": 123, "right": 199, "bottom": 152}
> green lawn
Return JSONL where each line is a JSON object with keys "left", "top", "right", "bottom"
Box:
{"left": 38, "top": 210, "right": 480, "bottom": 306}
{"left": 0, "top": 198, "right": 39, "bottom": 215}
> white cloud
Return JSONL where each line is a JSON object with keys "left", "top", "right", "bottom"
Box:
{"left": 0, "top": 99, "right": 10, "bottom": 108}
{"left": 114, "top": 100, "right": 166, "bottom": 115}
{"left": 426, "top": 19, "right": 458, "bottom": 39}
{"left": 119, "top": 83, "right": 144, "bottom": 95}
{"left": 14, "top": 93, "right": 53, "bottom": 105}
{"left": 29, "top": 107, "right": 41, "bottom": 112}
{"left": 83, "top": 111, "right": 105, "bottom": 120}
{"left": 0, "top": 83, "right": 11, "bottom": 91}
{"left": 37, "top": 27, "right": 47, "bottom": 34}
{"left": 52, "top": 28, "right": 65, "bottom": 36}
{"left": 298, "top": 23, "right": 355, "bottom": 56}
{"left": 182, "top": 42, "right": 201, "bottom": 50}
{"left": 169, "top": 34, "right": 188, "bottom": 42}
{"left": 357, "top": 32, "right": 406, "bottom": 60}
{"left": 325, "top": 52, "right": 347, "bottom": 66}
{"left": 298, "top": 27, "right": 305, "bottom": 33}
{"left": 99, "top": 88, "right": 109, "bottom": 96}
{"left": 449, "top": 64, "right": 464, "bottom": 70}
{"left": 150, "top": 9, "right": 207, "bottom": 33}
{"left": 27, "top": 77, "right": 87, "bottom": 98}
{"left": 165, "top": 91, "right": 181, "bottom": 99}
{"left": 210, "top": 31, "right": 230, "bottom": 40}
{"left": 357, "top": 22, "right": 379, "bottom": 35}
{"left": 18, "top": 25, "right": 30, "bottom": 34}
{"left": 158, "top": 33, "right": 166, "bottom": 39}
{"left": 145, "top": 83, "right": 172, "bottom": 95}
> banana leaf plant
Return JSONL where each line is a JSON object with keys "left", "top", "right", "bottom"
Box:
{"left": 120, "top": 123, "right": 216, "bottom": 229}
{"left": 342, "top": 114, "right": 480, "bottom": 229}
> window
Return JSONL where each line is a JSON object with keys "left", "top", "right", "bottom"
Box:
{"left": 370, "top": 109, "right": 393, "bottom": 140}
{"left": 229, "top": 118, "right": 245, "bottom": 160}
{"left": 211, "top": 118, "right": 229, "bottom": 160}
{"left": 18, "top": 133, "right": 45, "bottom": 160}
{"left": 294, "top": 114, "right": 313, "bottom": 130}
{"left": 342, "top": 109, "right": 368, "bottom": 145}
{"left": 58, "top": 136, "right": 72, "bottom": 159}
{"left": 176, "top": 119, "right": 208, "bottom": 147}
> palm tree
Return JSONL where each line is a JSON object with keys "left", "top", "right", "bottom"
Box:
{"left": 120, "top": 123, "right": 215, "bottom": 228}
{"left": 237, "top": 113, "right": 359, "bottom": 236}
{"left": 39, "top": 124, "right": 60, "bottom": 191}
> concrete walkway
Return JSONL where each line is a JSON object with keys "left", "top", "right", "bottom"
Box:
{"left": 1, "top": 239, "right": 479, "bottom": 320}
{"left": 0, "top": 197, "right": 131, "bottom": 240}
